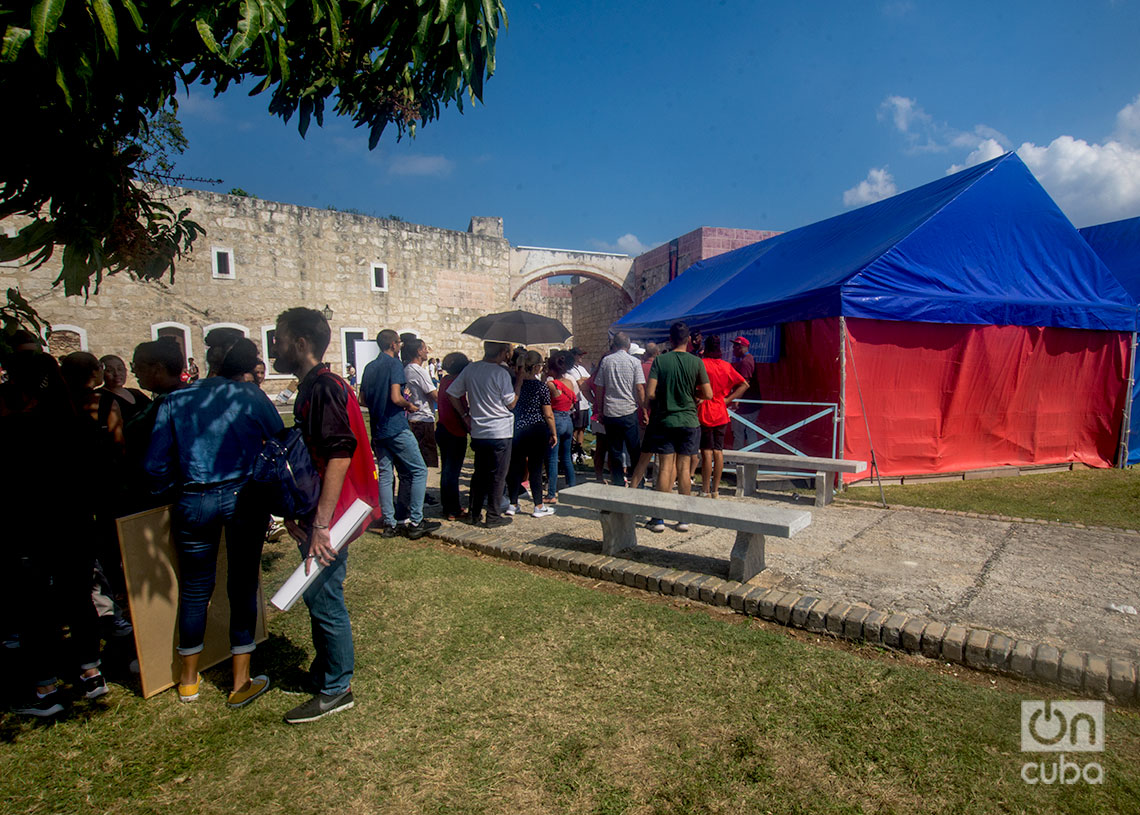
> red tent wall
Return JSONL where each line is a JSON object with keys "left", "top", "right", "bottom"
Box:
{"left": 747, "top": 318, "right": 842, "bottom": 458}
{"left": 841, "top": 319, "right": 1130, "bottom": 479}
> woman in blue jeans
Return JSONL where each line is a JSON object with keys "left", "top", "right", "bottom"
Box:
{"left": 545, "top": 350, "right": 578, "bottom": 502}
{"left": 145, "top": 339, "right": 283, "bottom": 708}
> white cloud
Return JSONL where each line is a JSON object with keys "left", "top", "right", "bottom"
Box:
{"left": 589, "top": 233, "right": 651, "bottom": 255}
{"left": 1016, "top": 136, "right": 1140, "bottom": 227}
{"left": 879, "top": 96, "right": 930, "bottom": 136}
{"left": 387, "top": 154, "right": 454, "bottom": 177}
{"left": 881, "top": 0, "right": 914, "bottom": 17}
{"left": 946, "top": 137, "right": 1007, "bottom": 174}
{"left": 1114, "top": 93, "right": 1140, "bottom": 146}
{"left": 878, "top": 96, "right": 1009, "bottom": 156}
{"left": 843, "top": 167, "right": 898, "bottom": 207}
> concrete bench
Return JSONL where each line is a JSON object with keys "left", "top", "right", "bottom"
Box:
{"left": 556, "top": 482, "right": 811, "bottom": 582}
{"left": 722, "top": 451, "right": 867, "bottom": 507}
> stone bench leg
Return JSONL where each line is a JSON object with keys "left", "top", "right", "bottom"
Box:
{"left": 599, "top": 510, "right": 637, "bottom": 556}
{"left": 734, "top": 463, "right": 759, "bottom": 497}
{"left": 814, "top": 471, "right": 834, "bottom": 507}
{"left": 729, "top": 531, "right": 766, "bottom": 582}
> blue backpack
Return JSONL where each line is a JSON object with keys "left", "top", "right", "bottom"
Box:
{"left": 252, "top": 426, "right": 321, "bottom": 519}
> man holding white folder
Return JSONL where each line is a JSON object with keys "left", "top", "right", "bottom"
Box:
{"left": 272, "top": 307, "right": 377, "bottom": 724}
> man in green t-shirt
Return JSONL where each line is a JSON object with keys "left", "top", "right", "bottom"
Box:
{"left": 629, "top": 321, "right": 712, "bottom": 533}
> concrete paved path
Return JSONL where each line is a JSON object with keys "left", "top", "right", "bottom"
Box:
{"left": 423, "top": 472, "right": 1140, "bottom": 665}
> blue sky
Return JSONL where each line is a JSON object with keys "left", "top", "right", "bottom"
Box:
{"left": 174, "top": 1, "right": 1140, "bottom": 255}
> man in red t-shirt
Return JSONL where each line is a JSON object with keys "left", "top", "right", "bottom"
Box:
{"left": 699, "top": 335, "right": 748, "bottom": 497}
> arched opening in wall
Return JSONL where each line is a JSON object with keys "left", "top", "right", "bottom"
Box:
{"left": 46, "top": 325, "right": 88, "bottom": 358}
{"left": 513, "top": 271, "right": 633, "bottom": 364}
{"left": 152, "top": 322, "right": 194, "bottom": 369}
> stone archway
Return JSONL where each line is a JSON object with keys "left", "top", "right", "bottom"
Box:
{"left": 509, "top": 246, "right": 635, "bottom": 302}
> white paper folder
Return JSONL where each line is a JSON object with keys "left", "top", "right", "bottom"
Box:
{"left": 270, "top": 499, "right": 373, "bottom": 611}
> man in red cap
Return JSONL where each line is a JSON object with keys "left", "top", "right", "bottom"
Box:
{"left": 730, "top": 337, "right": 760, "bottom": 449}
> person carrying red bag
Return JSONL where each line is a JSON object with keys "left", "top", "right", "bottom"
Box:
{"left": 271, "top": 307, "right": 380, "bottom": 724}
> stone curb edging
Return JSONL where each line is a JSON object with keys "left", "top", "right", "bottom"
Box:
{"left": 833, "top": 498, "right": 1140, "bottom": 536}
{"left": 428, "top": 526, "right": 1140, "bottom": 707}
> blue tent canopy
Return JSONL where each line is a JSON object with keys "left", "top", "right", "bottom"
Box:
{"left": 1080, "top": 216, "right": 1140, "bottom": 465}
{"left": 616, "top": 153, "right": 1136, "bottom": 336}
{"left": 1080, "top": 216, "right": 1140, "bottom": 299}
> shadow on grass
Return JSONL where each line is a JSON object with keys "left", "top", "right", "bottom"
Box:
{"left": 252, "top": 633, "right": 313, "bottom": 694}
{"left": 519, "top": 531, "right": 729, "bottom": 578}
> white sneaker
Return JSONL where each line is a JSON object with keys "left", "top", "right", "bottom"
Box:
{"left": 647, "top": 519, "right": 665, "bottom": 533}
{"left": 532, "top": 505, "right": 555, "bottom": 517}
{"left": 675, "top": 522, "right": 690, "bottom": 532}
{"left": 505, "top": 504, "right": 518, "bottom": 516}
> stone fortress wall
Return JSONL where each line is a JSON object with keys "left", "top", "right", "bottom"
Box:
{"left": 1, "top": 189, "right": 576, "bottom": 390}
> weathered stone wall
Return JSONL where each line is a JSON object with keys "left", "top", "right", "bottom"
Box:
{"left": 1, "top": 189, "right": 579, "bottom": 390}
{"left": 571, "top": 278, "right": 631, "bottom": 366}
{"left": 514, "top": 278, "right": 574, "bottom": 344}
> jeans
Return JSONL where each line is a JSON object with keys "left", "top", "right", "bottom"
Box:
{"left": 172, "top": 481, "right": 268, "bottom": 656}
{"left": 469, "top": 437, "right": 512, "bottom": 521}
{"left": 547, "top": 410, "right": 576, "bottom": 498}
{"left": 437, "top": 425, "right": 468, "bottom": 517}
{"left": 374, "top": 427, "right": 428, "bottom": 526}
{"left": 301, "top": 545, "right": 354, "bottom": 696}
{"left": 603, "top": 412, "right": 641, "bottom": 486}
{"left": 508, "top": 424, "right": 550, "bottom": 506}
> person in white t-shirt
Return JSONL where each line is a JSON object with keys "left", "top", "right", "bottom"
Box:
{"left": 568, "top": 347, "right": 591, "bottom": 464}
{"left": 446, "top": 341, "right": 523, "bottom": 527}
{"left": 402, "top": 339, "right": 439, "bottom": 468}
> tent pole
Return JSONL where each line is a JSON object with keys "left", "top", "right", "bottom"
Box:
{"left": 837, "top": 317, "right": 847, "bottom": 494}
{"left": 1118, "top": 331, "right": 1137, "bottom": 468}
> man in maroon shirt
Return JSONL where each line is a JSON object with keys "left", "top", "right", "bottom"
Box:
{"left": 435, "top": 352, "right": 471, "bottom": 520}
{"left": 730, "top": 337, "right": 760, "bottom": 449}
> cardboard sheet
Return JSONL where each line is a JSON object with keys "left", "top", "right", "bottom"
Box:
{"left": 116, "top": 506, "right": 267, "bottom": 699}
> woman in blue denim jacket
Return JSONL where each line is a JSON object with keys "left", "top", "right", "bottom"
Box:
{"left": 145, "top": 339, "right": 283, "bottom": 708}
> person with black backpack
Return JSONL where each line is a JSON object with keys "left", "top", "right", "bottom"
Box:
{"left": 145, "top": 338, "right": 282, "bottom": 709}
{"left": 271, "top": 307, "right": 380, "bottom": 724}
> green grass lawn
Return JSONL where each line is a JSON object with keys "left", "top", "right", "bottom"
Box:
{"left": 3, "top": 536, "right": 1138, "bottom": 814}
{"left": 842, "top": 467, "right": 1140, "bottom": 529}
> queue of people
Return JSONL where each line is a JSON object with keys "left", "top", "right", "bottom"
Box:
{"left": 0, "top": 315, "right": 756, "bottom": 722}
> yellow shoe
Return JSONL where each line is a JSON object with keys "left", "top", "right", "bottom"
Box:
{"left": 178, "top": 674, "right": 201, "bottom": 703}
{"left": 227, "top": 675, "right": 270, "bottom": 709}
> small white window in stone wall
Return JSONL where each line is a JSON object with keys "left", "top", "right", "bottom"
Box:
{"left": 212, "top": 247, "right": 236, "bottom": 279}
{"left": 369, "top": 262, "right": 388, "bottom": 292}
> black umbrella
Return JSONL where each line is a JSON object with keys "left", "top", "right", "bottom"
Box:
{"left": 461, "top": 309, "right": 572, "bottom": 345}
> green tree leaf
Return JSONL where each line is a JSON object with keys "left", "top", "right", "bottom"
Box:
{"left": 30, "top": 0, "right": 66, "bottom": 57}
{"left": 1, "top": 26, "right": 32, "bottom": 63}
{"left": 91, "top": 0, "right": 119, "bottom": 58}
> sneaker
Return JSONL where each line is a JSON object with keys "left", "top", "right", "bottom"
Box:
{"left": 227, "top": 675, "right": 271, "bottom": 709}
{"left": 79, "top": 671, "right": 109, "bottom": 700}
{"left": 14, "top": 689, "right": 65, "bottom": 718}
{"left": 266, "top": 521, "right": 288, "bottom": 542}
{"left": 675, "top": 522, "right": 691, "bottom": 533}
{"left": 283, "top": 690, "right": 355, "bottom": 724}
{"left": 532, "top": 505, "right": 555, "bottom": 517}
{"left": 178, "top": 673, "right": 202, "bottom": 703}
{"left": 647, "top": 519, "right": 665, "bottom": 533}
{"left": 504, "top": 504, "right": 518, "bottom": 516}
{"left": 403, "top": 519, "right": 442, "bottom": 540}
{"left": 465, "top": 513, "right": 483, "bottom": 526}
{"left": 380, "top": 525, "right": 399, "bottom": 539}
{"left": 485, "top": 515, "right": 513, "bottom": 529}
